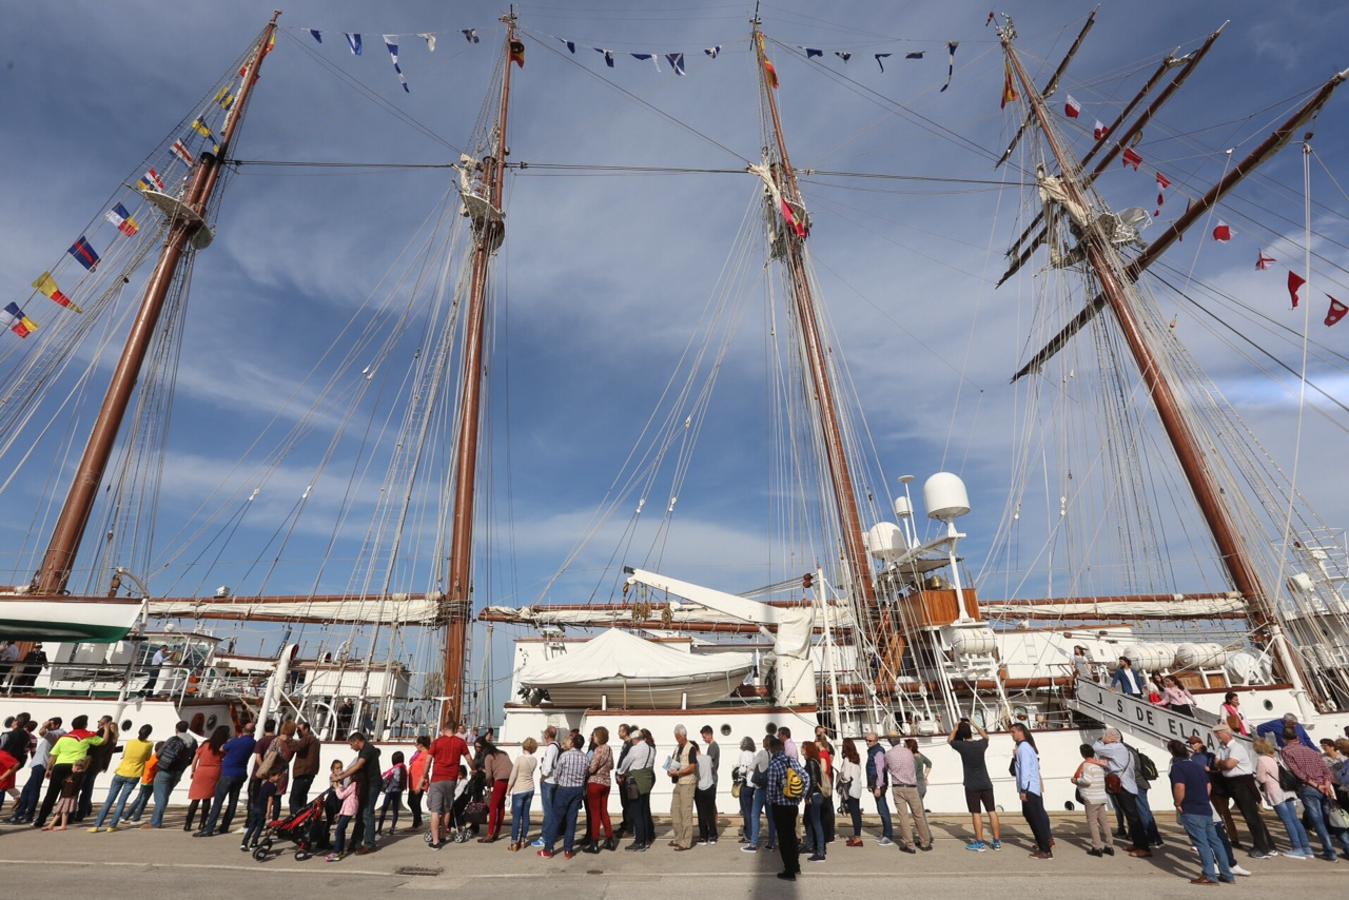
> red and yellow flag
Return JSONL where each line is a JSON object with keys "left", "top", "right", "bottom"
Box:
{"left": 756, "top": 34, "right": 779, "bottom": 89}
{"left": 1000, "top": 60, "right": 1018, "bottom": 109}
{"left": 509, "top": 38, "right": 525, "bottom": 68}
{"left": 32, "top": 272, "right": 83, "bottom": 314}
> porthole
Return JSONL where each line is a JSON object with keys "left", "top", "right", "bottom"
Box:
{"left": 205, "top": 713, "right": 218, "bottom": 730}
{"left": 121, "top": 719, "right": 133, "bottom": 732}
{"left": 1262, "top": 699, "right": 1274, "bottom": 711}
{"left": 1064, "top": 801, "right": 1075, "bottom": 811}
{"left": 720, "top": 724, "right": 732, "bottom": 737}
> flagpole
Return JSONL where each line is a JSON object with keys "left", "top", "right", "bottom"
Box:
{"left": 750, "top": 18, "right": 876, "bottom": 614}
{"left": 440, "top": 8, "right": 517, "bottom": 730}
{"left": 32, "top": 12, "right": 282, "bottom": 597}
{"left": 996, "top": 17, "right": 1305, "bottom": 692}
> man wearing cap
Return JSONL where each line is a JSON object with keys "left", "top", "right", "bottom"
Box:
{"left": 1212, "top": 724, "right": 1276, "bottom": 858}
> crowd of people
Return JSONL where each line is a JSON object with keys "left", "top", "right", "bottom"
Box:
{"left": 2, "top": 703, "right": 1349, "bottom": 883}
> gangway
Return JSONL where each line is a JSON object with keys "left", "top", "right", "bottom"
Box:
{"left": 1066, "top": 678, "right": 1246, "bottom": 749}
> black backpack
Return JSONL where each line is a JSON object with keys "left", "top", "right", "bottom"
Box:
{"left": 158, "top": 735, "right": 192, "bottom": 773}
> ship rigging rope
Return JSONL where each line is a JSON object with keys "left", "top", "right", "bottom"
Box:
{"left": 229, "top": 157, "right": 1027, "bottom": 189}
{"left": 519, "top": 27, "right": 755, "bottom": 166}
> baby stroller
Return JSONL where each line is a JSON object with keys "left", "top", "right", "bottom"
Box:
{"left": 423, "top": 770, "right": 485, "bottom": 846}
{"left": 253, "top": 790, "right": 332, "bottom": 862}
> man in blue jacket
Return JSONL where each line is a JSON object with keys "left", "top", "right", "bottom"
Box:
{"left": 1110, "top": 657, "right": 1142, "bottom": 695}
{"left": 1254, "top": 713, "right": 1315, "bottom": 750}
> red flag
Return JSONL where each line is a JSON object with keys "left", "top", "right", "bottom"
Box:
{"left": 1122, "top": 147, "right": 1142, "bottom": 170}
{"left": 509, "top": 39, "right": 525, "bottom": 68}
{"left": 1255, "top": 251, "right": 1275, "bottom": 271}
{"left": 1093, "top": 120, "right": 1109, "bottom": 140}
{"left": 1288, "top": 271, "right": 1305, "bottom": 308}
{"left": 780, "top": 200, "right": 806, "bottom": 239}
{"left": 1063, "top": 94, "right": 1081, "bottom": 118}
{"left": 1326, "top": 295, "right": 1348, "bottom": 327}
{"left": 1154, "top": 172, "right": 1170, "bottom": 216}
{"left": 1212, "top": 221, "right": 1232, "bottom": 242}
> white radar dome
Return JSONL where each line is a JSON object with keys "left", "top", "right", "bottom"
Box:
{"left": 923, "top": 472, "right": 970, "bottom": 521}
{"left": 865, "top": 522, "right": 907, "bottom": 561}
{"left": 893, "top": 495, "right": 913, "bottom": 518}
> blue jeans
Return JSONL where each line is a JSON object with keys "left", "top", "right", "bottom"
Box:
{"left": 1135, "top": 787, "right": 1161, "bottom": 843}
{"left": 538, "top": 782, "right": 556, "bottom": 844}
{"left": 511, "top": 790, "right": 534, "bottom": 844}
{"left": 1180, "top": 813, "right": 1232, "bottom": 881}
{"left": 14, "top": 763, "right": 44, "bottom": 820}
{"left": 803, "top": 793, "right": 825, "bottom": 856}
{"left": 150, "top": 769, "right": 183, "bottom": 827}
{"left": 543, "top": 785, "right": 584, "bottom": 853}
{"left": 1273, "top": 797, "right": 1311, "bottom": 855}
{"left": 126, "top": 783, "right": 152, "bottom": 821}
{"left": 1299, "top": 786, "right": 1344, "bottom": 859}
{"left": 751, "top": 785, "right": 775, "bottom": 846}
{"left": 874, "top": 788, "right": 894, "bottom": 840}
{"left": 202, "top": 773, "right": 246, "bottom": 834}
{"left": 93, "top": 774, "right": 139, "bottom": 829}
{"left": 738, "top": 784, "right": 754, "bottom": 842}
{"left": 334, "top": 814, "right": 352, "bottom": 855}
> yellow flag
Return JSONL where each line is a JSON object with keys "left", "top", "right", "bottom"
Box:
{"left": 214, "top": 85, "right": 235, "bottom": 110}
{"left": 191, "top": 117, "right": 214, "bottom": 139}
{"left": 31, "top": 272, "right": 83, "bottom": 313}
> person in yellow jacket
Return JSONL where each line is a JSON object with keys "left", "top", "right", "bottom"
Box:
{"left": 90, "top": 724, "right": 155, "bottom": 832}
{"left": 33, "top": 714, "right": 111, "bottom": 828}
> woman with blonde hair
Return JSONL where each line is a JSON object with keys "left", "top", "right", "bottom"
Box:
{"left": 1252, "top": 737, "right": 1312, "bottom": 859}
{"left": 506, "top": 737, "right": 538, "bottom": 851}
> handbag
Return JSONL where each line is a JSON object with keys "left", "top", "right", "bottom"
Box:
{"left": 1105, "top": 773, "right": 1124, "bottom": 795}
{"left": 625, "top": 777, "right": 640, "bottom": 802}
{"left": 731, "top": 781, "right": 741, "bottom": 799}
{"left": 1327, "top": 803, "right": 1349, "bottom": 831}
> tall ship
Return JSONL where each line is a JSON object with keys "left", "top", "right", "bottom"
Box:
{"left": 2, "top": 7, "right": 1348, "bottom": 813}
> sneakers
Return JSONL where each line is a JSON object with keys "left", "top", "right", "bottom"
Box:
{"left": 531, "top": 838, "right": 545, "bottom": 848}
{"left": 741, "top": 845, "right": 758, "bottom": 853}
{"left": 1286, "top": 850, "right": 1311, "bottom": 860}
{"left": 1029, "top": 851, "right": 1053, "bottom": 860}
{"left": 966, "top": 840, "right": 988, "bottom": 852}
{"left": 537, "top": 849, "right": 554, "bottom": 859}
{"left": 990, "top": 840, "right": 1002, "bottom": 850}
{"left": 899, "top": 844, "right": 916, "bottom": 854}
{"left": 1248, "top": 851, "right": 1271, "bottom": 860}
{"left": 325, "top": 853, "right": 339, "bottom": 863}
{"left": 86, "top": 827, "right": 102, "bottom": 833}
{"left": 846, "top": 838, "right": 864, "bottom": 847}
{"left": 1086, "top": 848, "right": 1103, "bottom": 857}
{"left": 1102, "top": 847, "right": 1114, "bottom": 856}
{"left": 1230, "top": 864, "right": 1252, "bottom": 877}
{"left": 807, "top": 854, "right": 826, "bottom": 862}
{"left": 876, "top": 836, "right": 893, "bottom": 846}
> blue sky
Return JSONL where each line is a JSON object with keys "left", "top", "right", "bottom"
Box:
{"left": 2, "top": 0, "right": 1348, "bottom": 698}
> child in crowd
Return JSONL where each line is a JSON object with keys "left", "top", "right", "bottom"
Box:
{"left": 242, "top": 770, "right": 284, "bottom": 851}
{"left": 377, "top": 751, "right": 406, "bottom": 836}
{"left": 45, "top": 758, "right": 88, "bottom": 831}
{"left": 326, "top": 760, "right": 359, "bottom": 862}
{"left": 126, "top": 743, "right": 161, "bottom": 823}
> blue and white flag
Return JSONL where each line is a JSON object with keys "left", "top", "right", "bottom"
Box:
{"left": 905, "top": 51, "right": 925, "bottom": 60}
{"left": 835, "top": 51, "right": 852, "bottom": 62}
{"left": 665, "top": 52, "right": 685, "bottom": 76}
{"left": 462, "top": 28, "right": 479, "bottom": 44}
{"left": 308, "top": 29, "right": 322, "bottom": 44}
{"left": 560, "top": 37, "right": 576, "bottom": 54}
{"left": 630, "top": 52, "right": 659, "bottom": 72}
{"left": 383, "top": 35, "right": 409, "bottom": 92}
{"left": 940, "top": 41, "right": 958, "bottom": 92}
{"left": 594, "top": 47, "right": 614, "bottom": 68}
{"left": 704, "top": 45, "right": 720, "bottom": 59}
{"left": 345, "top": 33, "right": 362, "bottom": 56}
{"left": 418, "top": 33, "right": 436, "bottom": 52}
{"left": 801, "top": 47, "right": 823, "bottom": 59}
{"left": 874, "top": 52, "right": 892, "bottom": 72}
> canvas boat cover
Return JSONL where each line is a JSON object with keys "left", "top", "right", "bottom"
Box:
{"left": 519, "top": 628, "right": 754, "bottom": 686}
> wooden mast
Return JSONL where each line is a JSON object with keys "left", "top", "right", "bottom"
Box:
{"left": 750, "top": 21, "right": 875, "bottom": 608}
{"left": 32, "top": 13, "right": 282, "bottom": 596}
{"left": 1011, "top": 68, "right": 1348, "bottom": 382}
{"left": 441, "top": 10, "right": 517, "bottom": 728}
{"left": 996, "top": 21, "right": 1284, "bottom": 657}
